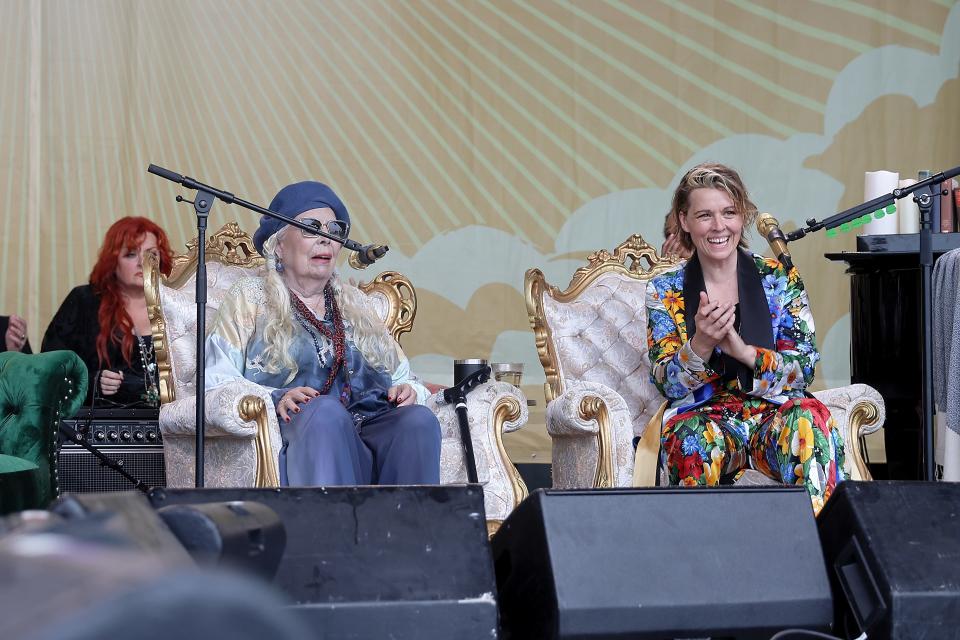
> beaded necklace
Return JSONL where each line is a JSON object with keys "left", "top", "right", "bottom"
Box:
{"left": 137, "top": 335, "right": 160, "bottom": 407}
{"left": 289, "top": 286, "right": 350, "bottom": 404}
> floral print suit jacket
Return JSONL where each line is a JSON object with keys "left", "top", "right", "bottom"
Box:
{"left": 645, "top": 250, "right": 819, "bottom": 415}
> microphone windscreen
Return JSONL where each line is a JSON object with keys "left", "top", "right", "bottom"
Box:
{"left": 756, "top": 212, "right": 778, "bottom": 237}
{"left": 148, "top": 164, "right": 183, "bottom": 184}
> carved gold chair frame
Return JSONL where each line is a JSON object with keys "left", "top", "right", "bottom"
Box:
{"left": 525, "top": 234, "right": 679, "bottom": 487}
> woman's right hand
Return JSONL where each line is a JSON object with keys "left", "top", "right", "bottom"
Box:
{"left": 278, "top": 386, "right": 321, "bottom": 422}
{"left": 100, "top": 370, "right": 124, "bottom": 396}
{"left": 4, "top": 314, "right": 28, "bottom": 352}
{"left": 690, "top": 291, "right": 736, "bottom": 360}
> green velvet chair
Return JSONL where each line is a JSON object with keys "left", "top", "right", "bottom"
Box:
{"left": 0, "top": 350, "right": 88, "bottom": 514}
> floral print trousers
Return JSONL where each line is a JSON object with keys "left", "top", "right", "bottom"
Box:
{"left": 662, "top": 392, "right": 846, "bottom": 514}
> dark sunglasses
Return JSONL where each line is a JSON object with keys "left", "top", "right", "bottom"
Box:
{"left": 298, "top": 218, "right": 350, "bottom": 240}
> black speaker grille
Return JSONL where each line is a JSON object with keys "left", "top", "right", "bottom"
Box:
{"left": 57, "top": 446, "right": 166, "bottom": 493}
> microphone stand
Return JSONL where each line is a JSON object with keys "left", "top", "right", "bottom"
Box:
{"left": 441, "top": 365, "right": 491, "bottom": 484}
{"left": 146, "top": 164, "right": 389, "bottom": 487}
{"left": 786, "top": 165, "right": 960, "bottom": 482}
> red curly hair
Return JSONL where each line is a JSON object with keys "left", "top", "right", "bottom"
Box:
{"left": 89, "top": 217, "right": 173, "bottom": 368}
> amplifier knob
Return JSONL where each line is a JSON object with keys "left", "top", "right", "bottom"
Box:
{"left": 120, "top": 430, "right": 131, "bottom": 441}
{"left": 134, "top": 430, "right": 145, "bottom": 441}
{"left": 94, "top": 430, "right": 106, "bottom": 441}
{"left": 146, "top": 431, "right": 158, "bottom": 442}
{"left": 107, "top": 430, "right": 119, "bottom": 441}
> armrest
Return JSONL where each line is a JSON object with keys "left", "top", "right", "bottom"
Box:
{"left": 545, "top": 381, "right": 635, "bottom": 489}
{"left": 159, "top": 381, "right": 276, "bottom": 438}
{"left": 159, "top": 381, "right": 281, "bottom": 488}
{"left": 428, "top": 381, "right": 529, "bottom": 529}
{"left": 812, "top": 383, "right": 885, "bottom": 481}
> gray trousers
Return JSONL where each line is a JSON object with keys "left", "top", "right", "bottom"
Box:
{"left": 278, "top": 395, "right": 441, "bottom": 486}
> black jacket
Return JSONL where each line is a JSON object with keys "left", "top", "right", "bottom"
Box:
{"left": 41, "top": 285, "right": 155, "bottom": 409}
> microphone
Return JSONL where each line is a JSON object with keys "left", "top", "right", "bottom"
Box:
{"left": 347, "top": 243, "right": 389, "bottom": 269}
{"left": 147, "top": 164, "right": 236, "bottom": 203}
{"left": 756, "top": 213, "right": 794, "bottom": 271}
{"left": 148, "top": 164, "right": 184, "bottom": 183}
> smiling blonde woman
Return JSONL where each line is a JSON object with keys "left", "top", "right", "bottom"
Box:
{"left": 645, "top": 163, "right": 845, "bottom": 514}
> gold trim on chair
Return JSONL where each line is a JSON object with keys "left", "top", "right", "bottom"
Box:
{"left": 146, "top": 222, "right": 266, "bottom": 405}
{"left": 633, "top": 401, "right": 667, "bottom": 487}
{"left": 525, "top": 269, "right": 564, "bottom": 404}
{"left": 494, "top": 396, "right": 529, "bottom": 504}
{"left": 358, "top": 271, "right": 417, "bottom": 343}
{"left": 848, "top": 400, "right": 881, "bottom": 481}
{"left": 580, "top": 396, "right": 614, "bottom": 488}
{"left": 239, "top": 395, "right": 280, "bottom": 488}
{"left": 486, "top": 394, "right": 529, "bottom": 537}
{"left": 144, "top": 252, "right": 175, "bottom": 404}
{"left": 525, "top": 234, "right": 680, "bottom": 404}
{"left": 166, "top": 221, "right": 265, "bottom": 290}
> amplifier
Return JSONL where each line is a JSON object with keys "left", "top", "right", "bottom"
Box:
{"left": 57, "top": 408, "right": 166, "bottom": 493}
{"left": 59, "top": 407, "right": 163, "bottom": 446}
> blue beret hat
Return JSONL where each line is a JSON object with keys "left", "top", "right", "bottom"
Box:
{"left": 253, "top": 181, "right": 350, "bottom": 255}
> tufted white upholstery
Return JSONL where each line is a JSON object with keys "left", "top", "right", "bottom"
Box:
{"left": 526, "top": 234, "right": 886, "bottom": 490}
{"left": 153, "top": 258, "right": 279, "bottom": 489}
{"left": 543, "top": 271, "right": 665, "bottom": 439}
{"left": 149, "top": 223, "right": 530, "bottom": 531}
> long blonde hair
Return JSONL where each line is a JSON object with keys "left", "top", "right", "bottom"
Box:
{"left": 259, "top": 232, "right": 400, "bottom": 384}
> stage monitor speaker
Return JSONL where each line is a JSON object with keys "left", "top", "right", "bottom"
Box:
{"left": 2, "top": 495, "right": 310, "bottom": 640}
{"left": 53, "top": 491, "right": 287, "bottom": 581}
{"left": 149, "top": 485, "right": 497, "bottom": 640}
{"left": 492, "top": 487, "right": 832, "bottom": 640}
{"left": 817, "top": 480, "right": 960, "bottom": 640}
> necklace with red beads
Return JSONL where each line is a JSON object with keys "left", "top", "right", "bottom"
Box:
{"left": 289, "top": 285, "right": 350, "bottom": 404}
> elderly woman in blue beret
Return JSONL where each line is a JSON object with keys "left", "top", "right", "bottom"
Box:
{"left": 205, "top": 181, "right": 441, "bottom": 486}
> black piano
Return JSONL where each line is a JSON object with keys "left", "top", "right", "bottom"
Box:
{"left": 826, "top": 232, "right": 960, "bottom": 479}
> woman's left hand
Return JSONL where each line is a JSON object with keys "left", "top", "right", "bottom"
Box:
{"left": 387, "top": 384, "right": 416, "bottom": 407}
{"left": 718, "top": 328, "right": 757, "bottom": 367}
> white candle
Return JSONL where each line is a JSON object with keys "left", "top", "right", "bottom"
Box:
{"left": 897, "top": 179, "right": 919, "bottom": 234}
{"left": 863, "top": 170, "right": 899, "bottom": 236}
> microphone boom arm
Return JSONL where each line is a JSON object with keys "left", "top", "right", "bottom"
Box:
{"left": 785, "top": 164, "right": 960, "bottom": 482}
{"left": 147, "top": 164, "right": 388, "bottom": 259}
{"left": 786, "top": 164, "right": 960, "bottom": 242}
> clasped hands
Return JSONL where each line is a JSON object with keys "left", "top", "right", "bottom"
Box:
{"left": 689, "top": 291, "right": 757, "bottom": 366}
{"left": 276, "top": 383, "right": 416, "bottom": 422}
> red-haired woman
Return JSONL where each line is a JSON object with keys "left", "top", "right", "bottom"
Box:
{"left": 42, "top": 217, "right": 173, "bottom": 408}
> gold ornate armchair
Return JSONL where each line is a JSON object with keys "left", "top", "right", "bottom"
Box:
{"left": 525, "top": 234, "right": 886, "bottom": 489}
{"left": 146, "top": 223, "right": 529, "bottom": 531}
